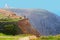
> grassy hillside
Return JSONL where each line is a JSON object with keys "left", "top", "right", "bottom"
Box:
{"left": 0, "top": 13, "right": 20, "bottom": 22}
{"left": 0, "top": 13, "right": 5, "bottom": 18}
{"left": 0, "top": 18, "right": 20, "bottom": 22}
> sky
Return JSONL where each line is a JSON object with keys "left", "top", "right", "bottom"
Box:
{"left": 0, "top": 0, "right": 60, "bottom": 16}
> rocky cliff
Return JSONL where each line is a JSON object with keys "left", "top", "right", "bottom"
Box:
{"left": 18, "top": 18, "right": 40, "bottom": 37}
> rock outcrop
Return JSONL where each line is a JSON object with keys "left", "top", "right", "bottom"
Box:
{"left": 18, "top": 18, "right": 40, "bottom": 37}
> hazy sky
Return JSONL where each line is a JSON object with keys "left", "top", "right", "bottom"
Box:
{"left": 0, "top": 0, "right": 60, "bottom": 16}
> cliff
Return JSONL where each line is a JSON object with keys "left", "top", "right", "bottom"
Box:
{"left": 18, "top": 18, "right": 40, "bottom": 37}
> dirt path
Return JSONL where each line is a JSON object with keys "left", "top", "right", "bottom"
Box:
{"left": 18, "top": 35, "right": 37, "bottom": 40}
{"left": 0, "top": 35, "right": 37, "bottom": 40}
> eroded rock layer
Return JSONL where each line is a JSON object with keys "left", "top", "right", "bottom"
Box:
{"left": 18, "top": 18, "right": 40, "bottom": 37}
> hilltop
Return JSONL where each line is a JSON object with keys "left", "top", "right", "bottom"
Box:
{"left": 0, "top": 9, "right": 24, "bottom": 22}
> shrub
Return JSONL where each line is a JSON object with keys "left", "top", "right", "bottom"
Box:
{"left": 3, "top": 24, "right": 19, "bottom": 35}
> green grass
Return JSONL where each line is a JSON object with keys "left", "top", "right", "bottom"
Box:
{"left": 0, "top": 18, "right": 20, "bottom": 22}
{"left": 0, "top": 33, "right": 60, "bottom": 40}
{"left": 0, "top": 38, "right": 18, "bottom": 40}
{"left": 0, "top": 13, "right": 21, "bottom": 22}
{"left": 0, "top": 33, "right": 33, "bottom": 40}
{"left": 35, "top": 35, "right": 60, "bottom": 40}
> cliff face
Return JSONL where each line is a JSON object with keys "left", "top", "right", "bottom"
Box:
{"left": 18, "top": 18, "right": 40, "bottom": 37}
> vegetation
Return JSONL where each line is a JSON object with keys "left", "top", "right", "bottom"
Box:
{"left": 35, "top": 35, "right": 60, "bottom": 40}
{"left": 0, "top": 13, "right": 20, "bottom": 22}
{"left": 0, "top": 33, "right": 60, "bottom": 40}
{"left": 2, "top": 24, "right": 19, "bottom": 35}
{"left": 0, "top": 22, "right": 23, "bottom": 35}
{"left": 0, "top": 18, "right": 20, "bottom": 22}
{"left": 0, "top": 33, "right": 32, "bottom": 40}
{"left": 0, "top": 13, "right": 5, "bottom": 19}
{"left": 0, "top": 13, "right": 23, "bottom": 35}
